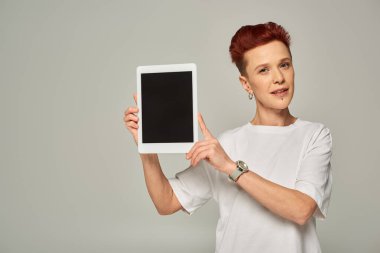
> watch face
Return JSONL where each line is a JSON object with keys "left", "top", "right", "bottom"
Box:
{"left": 237, "top": 160, "right": 248, "bottom": 170}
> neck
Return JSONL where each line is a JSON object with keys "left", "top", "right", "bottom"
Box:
{"left": 251, "top": 105, "right": 296, "bottom": 127}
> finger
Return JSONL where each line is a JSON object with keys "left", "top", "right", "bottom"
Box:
{"left": 125, "top": 107, "right": 138, "bottom": 115}
{"left": 186, "top": 139, "right": 214, "bottom": 159}
{"left": 125, "top": 121, "right": 139, "bottom": 129}
{"left": 188, "top": 139, "right": 217, "bottom": 158}
{"left": 133, "top": 93, "right": 137, "bottom": 105}
{"left": 198, "top": 113, "right": 213, "bottom": 139}
{"left": 125, "top": 120, "right": 138, "bottom": 128}
{"left": 192, "top": 149, "right": 211, "bottom": 167}
{"left": 125, "top": 106, "right": 139, "bottom": 115}
{"left": 124, "top": 114, "right": 139, "bottom": 123}
{"left": 191, "top": 144, "right": 212, "bottom": 166}
{"left": 186, "top": 141, "right": 203, "bottom": 159}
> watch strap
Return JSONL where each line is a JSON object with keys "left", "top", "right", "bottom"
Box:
{"left": 228, "top": 161, "right": 249, "bottom": 182}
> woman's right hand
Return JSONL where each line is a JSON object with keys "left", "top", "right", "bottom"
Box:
{"left": 124, "top": 93, "right": 139, "bottom": 145}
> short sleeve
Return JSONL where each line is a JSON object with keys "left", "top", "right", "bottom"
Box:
{"left": 168, "top": 160, "right": 214, "bottom": 215}
{"left": 295, "top": 126, "right": 333, "bottom": 220}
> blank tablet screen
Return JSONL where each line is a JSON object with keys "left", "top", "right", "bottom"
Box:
{"left": 141, "top": 71, "right": 193, "bottom": 143}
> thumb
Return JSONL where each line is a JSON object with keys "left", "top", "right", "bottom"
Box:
{"left": 133, "top": 93, "right": 137, "bottom": 105}
{"left": 198, "top": 113, "right": 213, "bottom": 139}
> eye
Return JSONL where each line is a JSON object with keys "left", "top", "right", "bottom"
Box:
{"left": 280, "top": 62, "right": 291, "bottom": 69}
{"left": 259, "top": 67, "right": 269, "bottom": 73}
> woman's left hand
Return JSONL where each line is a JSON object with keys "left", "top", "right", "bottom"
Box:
{"left": 186, "top": 113, "right": 235, "bottom": 175}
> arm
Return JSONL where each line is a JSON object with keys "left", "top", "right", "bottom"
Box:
{"left": 187, "top": 113, "right": 317, "bottom": 225}
{"left": 139, "top": 153, "right": 182, "bottom": 215}
{"left": 225, "top": 162, "right": 317, "bottom": 226}
{"left": 124, "top": 94, "right": 182, "bottom": 215}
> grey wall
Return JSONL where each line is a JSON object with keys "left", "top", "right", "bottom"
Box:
{"left": 1, "top": 0, "right": 379, "bottom": 252}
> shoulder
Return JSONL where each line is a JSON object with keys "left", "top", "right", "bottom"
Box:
{"left": 216, "top": 124, "right": 247, "bottom": 148}
{"left": 299, "top": 118, "right": 331, "bottom": 135}
{"left": 298, "top": 119, "right": 333, "bottom": 150}
{"left": 296, "top": 118, "right": 327, "bottom": 131}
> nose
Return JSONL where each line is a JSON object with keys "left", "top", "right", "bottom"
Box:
{"left": 272, "top": 68, "right": 285, "bottom": 84}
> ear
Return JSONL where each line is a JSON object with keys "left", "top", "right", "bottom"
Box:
{"left": 239, "top": 75, "right": 252, "bottom": 93}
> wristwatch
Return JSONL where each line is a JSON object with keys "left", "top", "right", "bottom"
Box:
{"left": 228, "top": 160, "right": 249, "bottom": 182}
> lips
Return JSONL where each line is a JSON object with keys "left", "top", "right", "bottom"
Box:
{"left": 271, "top": 88, "right": 289, "bottom": 94}
{"left": 271, "top": 88, "right": 289, "bottom": 97}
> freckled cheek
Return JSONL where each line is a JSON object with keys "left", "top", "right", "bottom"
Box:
{"left": 251, "top": 80, "right": 273, "bottom": 98}
{"left": 285, "top": 69, "right": 295, "bottom": 82}
{"left": 255, "top": 78, "right": 272, "bottom": 93}
{"left": 251, "top": 75, "right": 270, "bottom": 87}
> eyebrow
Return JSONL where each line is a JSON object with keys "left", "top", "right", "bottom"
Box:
{"left": 254, "top": 57, "right": 292, "bottom": 71}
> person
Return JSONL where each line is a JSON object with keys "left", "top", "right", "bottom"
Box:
{"left": 124, "top": 22, "right": 333, "bottom": 253}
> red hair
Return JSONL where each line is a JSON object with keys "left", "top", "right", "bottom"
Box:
{"left": 229, "top": 22, "right": 291, "bottom": 75}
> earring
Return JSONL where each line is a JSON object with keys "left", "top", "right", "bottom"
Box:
{"left": 248, "top": 92, "right": 254, "bottom": 100}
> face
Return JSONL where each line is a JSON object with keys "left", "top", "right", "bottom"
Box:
{"left": 239, "top": 40, "right": 295, "bottom": 111}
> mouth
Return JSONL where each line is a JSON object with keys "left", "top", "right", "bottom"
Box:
{"left": 271, "top": 88, "right": 289, "bottom": 97}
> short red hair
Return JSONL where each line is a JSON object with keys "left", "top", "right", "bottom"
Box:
{"left": 229, "top": 22, "right": 291, "bottom": 75}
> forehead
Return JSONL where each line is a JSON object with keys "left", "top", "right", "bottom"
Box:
{"left": 244, "top": 40, "right": 291, "bottom": 69}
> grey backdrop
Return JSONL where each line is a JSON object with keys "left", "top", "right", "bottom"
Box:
{"left": 1, "top": 0, "right": 379, "bottom": 252}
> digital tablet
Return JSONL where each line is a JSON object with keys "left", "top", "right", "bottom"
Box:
{"left": 136, "top": 63, "right": 198, "bottom": 153}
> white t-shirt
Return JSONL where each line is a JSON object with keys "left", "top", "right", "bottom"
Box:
{"left": 168, "top": 118, "right": 333, "bottom": 253}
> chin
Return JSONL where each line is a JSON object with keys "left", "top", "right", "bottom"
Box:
{"left": 264, "top": 98, "right": 292, "bottom": 110}
{"left": 272, "top": 104, "right": 290, "bottom": 110}
{"left": 271, "top": 93, "right": 294, "bottom": 110}
{"left": 256, "top": 92, "right": 294, "bottom": 110}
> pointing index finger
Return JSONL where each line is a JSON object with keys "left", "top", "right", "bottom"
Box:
{"left": 198, "top": 113, "right": 213, "bottom": 139}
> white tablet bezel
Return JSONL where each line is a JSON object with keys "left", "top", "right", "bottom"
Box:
{"left": 136, "top": 63, "right": 198, "bottom": 153}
